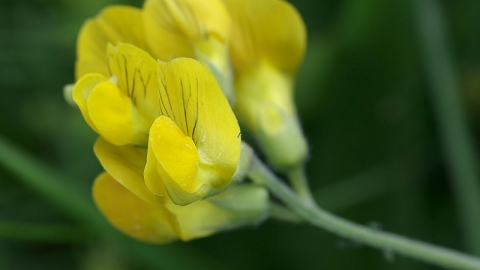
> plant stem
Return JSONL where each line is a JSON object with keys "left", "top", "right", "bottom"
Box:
{"left": 269, "top": 203, "right": 302, "bottom": 223}
{"left": 287, "top": 165, "right": 315, "bottom": 205}
{"left": 413, "top": 0, "right": 480, "bottom": 255}
{"left": 249, "top": 156, "right": 480, "bottom": 270}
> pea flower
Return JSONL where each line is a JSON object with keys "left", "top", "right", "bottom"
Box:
{"left": 94, "top": 139, "right": 267, "bottom": 243}
{"left": 74, "top": 41, "right": 239, "bottom": 203}
{"left": 74, "top": 0, "right": 308, "bottom": 171}
{"left": 224, "top": 0, "right": 308, "bottom": 170}
{"left": 143, "top": 0, "right": 235, "bottom": 101}
{"left": 76, "top": 0, "right": 234, "bottom": 102}
{"left": 142, "top": 0, "right": 230, "bottom": 70}
{"left": 72, "top": 43, "right": 267, "bottom": 242}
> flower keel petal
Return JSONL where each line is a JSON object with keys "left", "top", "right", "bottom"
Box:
{"left": 145, "top": 115, "right": 204, "bottom": 204}
{"left": 72, "top": 73, "right": 108, "bottom": 132}
{"left": 88, "top": 81, "right": 150, "bottom": 146}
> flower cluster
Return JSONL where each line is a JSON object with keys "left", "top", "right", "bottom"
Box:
{"left": 70, "top": 0, "right": 306, "bottom": 243}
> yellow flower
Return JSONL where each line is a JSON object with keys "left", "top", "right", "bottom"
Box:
{"left": 223, "top": 0, "right": 308, "bottom": 169}
{"left": 72, "top": 43, "right": 267, "bottom": 242}
{"left": 76, "top": 1, "right": 234, "bottom": 101}
{"left": 74, "top": 43, "right": 240, "bottom": 205}
{"left": 71, "top": 3, "right": 272, "bottom": 243}
{"left": 142, "top": 0, "right": 231, "bottom": 72}
{"left": 93, "top": 138, "right": 267, "bottom": 243}
{"left": 143, "top": 0, "right": 234, "bottom": 104}
{"left": 72, "top": 0, "right": 268, "bottom": 243}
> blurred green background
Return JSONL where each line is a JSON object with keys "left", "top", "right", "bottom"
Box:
{"left": 1, "top": 0, "right": 480, "bottom": 269}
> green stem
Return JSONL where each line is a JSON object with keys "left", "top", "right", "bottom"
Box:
{"left": 269, "top": 203, "right": 302, "bottom": 223}
{"left": 249, "top": 156, "right": 480, "bottom": 270}
{"left": 413, "top": 0, "right": 480, "bottom": 255}
{"left": 287, "top": 165, "right": 315, "bottom": 205}
{"left": 0, "top": 221, "right": 88, "bottom": 243}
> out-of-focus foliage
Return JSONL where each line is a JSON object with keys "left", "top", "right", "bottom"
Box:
{"left": 1, "top": 0, "right": 480, "bottom": 269}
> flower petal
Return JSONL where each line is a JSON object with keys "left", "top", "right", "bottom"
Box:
{"left": 75, "top": 6, "right": 148, "bottom": 79}
{"left": 145, "top": 115, "right": 209, "bottom": 205}
{"left": 106, "top": 43, "right": 160, "bottom": 126}
{"left": 146, "top": 115, "right": 200, "bottom": 194}
{"left": 72, "top": 73, "right": 108, "bottom": 132}
{"left": 223, "top": 0, "right": 306, "bottom": 74}
{"left": 93, "top": 172, "right": 178, "bottom": 244}
{"left": 88, "top": 81, "right": 150, "bottom": 146}
{"left": 94, "top": 137, "right": 165, "bottom": 210}
{"left": 142, "top": 0, "right": 230, "bottom": 61}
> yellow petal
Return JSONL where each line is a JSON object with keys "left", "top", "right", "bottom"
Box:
{"left": 143, "top": 0, "right": 230, "bottom": 61}
{"left": 148, "top": 116, "right": 199, "bottom": 190}
{"left": 94, "top": 138, "right": 166, "bottom": 209}
{"left": 94, "top": 138, "right": 183, "bottom": 237}
{"left": 145, "top": 58, "right": 241, "bottom": 205}
{"left": 106, "top": 43, "right": 160, "bottom": 126}
{"left": 88, "top": 81, "right": 150, "bottom": 146}
{"left": 223, "top": 0, "right": 306, "bottom": 74}
{"left": 145, "top": 115, "right": 208, "bottom": 205}
{"left": 72, "top": 73, "right": 108, "bottom": 132}
{"left": 93, "top": 172, "right": 178, "bottom": 244}
{"left": 75, "top": 6, "right": 148, "bottom": 80}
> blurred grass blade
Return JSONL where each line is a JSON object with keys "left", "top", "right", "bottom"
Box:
{"left": 413, "top": 0, "right": 480, "bottom": 255}
{"left": 316, "top": 155, "right": 429, "bottom": 212}
{"left": 316, "top": 163, "right": 407, "bottom": 211}
{"left": 0, "top": 135, "right": 103, "bottom": 228}
{"left": 0, "top": 221, "right": 88, "bottom": 243}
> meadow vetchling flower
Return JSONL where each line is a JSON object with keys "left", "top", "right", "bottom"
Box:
{"left": 72, "top": 43, "right": 267, "bottom": 242}
{"left": 69, "top": 0, "right": 313, "bottom": 242}
{"left": 142, "top": 0, "right": 231, "bottom": 72}
{"left": 76, "top": 0, "right": 234, "bottom": 102}
{"left": 94, "top": 138, "right": 267, "bottom": 243}
{"left": 74, "top": 42, "right": 240, "bottom": 204}
{"left": 142, "top": 0, "right": 235, "bottom": 102}
{"left": 224, "top": 0, "right": 308, "bottom": 169}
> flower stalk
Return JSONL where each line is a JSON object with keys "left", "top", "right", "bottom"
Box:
{"left": 249, "top": 155, "right": 480, "bottom": 270}
{"left": 286, "top": 165, "right": 315, "bottom": 205}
